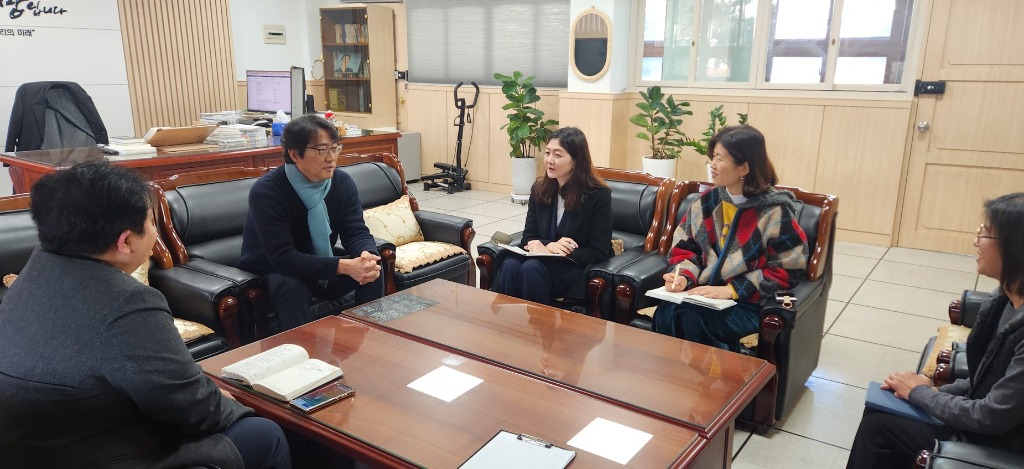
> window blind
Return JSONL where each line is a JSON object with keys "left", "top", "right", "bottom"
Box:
{"left": 406, "top": 0, "right": 570, "bottom": 87}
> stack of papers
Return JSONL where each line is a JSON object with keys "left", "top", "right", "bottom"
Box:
{"left": 205, "top": 126, "right": 249, "bottom": 149}
{"left": 105, "top": 137, "right": 157, "bottom": 156}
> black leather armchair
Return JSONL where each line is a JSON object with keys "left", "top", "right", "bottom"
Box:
{"left": 150, "top": 168, "right": 272, "bottom": 346}
{"left": 917, "top": 290, "right": 987, "bottom": 386}
{"left": 915, "top": 440, "right": 1019, "bottom": 469}
{"left": 621, "top": 182, "right": 839, "bottom": 427}
{"left": 0, "top": 194, "right": 229, "bottom": 361}
{"left": 476, "top": 168, "right": 674, "bottom": 317}
{"left": 337, "top": 152, "right": 476, "bottom": 294}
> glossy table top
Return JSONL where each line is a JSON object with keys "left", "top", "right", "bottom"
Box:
{"left": 200, "top": 315, "right": 702, "bottom": 468}
{"left": 341, "top": 280, "right": 776, "bottom": 436}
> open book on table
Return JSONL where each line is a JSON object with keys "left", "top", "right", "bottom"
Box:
{"left": 221, "top": 344, "right": 342, "bottom": 401}
{"left": 644, "top": 286, "right": 737, "bottom": 311}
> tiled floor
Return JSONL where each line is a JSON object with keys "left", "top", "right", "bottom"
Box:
{"left": 408, "top": 185, "right": 986, "bottom": 467}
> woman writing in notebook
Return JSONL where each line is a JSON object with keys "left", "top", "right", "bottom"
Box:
{"left": 652, "top": 125, "right": 808, "bottom": 352}
{"left": 490, "top": 127, "right": 612, "bottom": 306}
{"left": 847, "top": 193, "right": 1024, "bottom": 468}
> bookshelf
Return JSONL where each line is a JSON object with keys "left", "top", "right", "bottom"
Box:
{"left": 319, "top": 5, "right": 396, "bottom": 128}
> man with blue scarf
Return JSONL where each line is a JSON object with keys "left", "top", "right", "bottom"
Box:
{"left": 238, "top": 115, "right": 383, "bottom": 331}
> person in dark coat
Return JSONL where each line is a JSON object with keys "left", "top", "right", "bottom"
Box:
{"left": 491, "top": 126, "right": 613, "bottom": 306}
{"left": 238, "top": 115, "right": 383, "bottom": 330}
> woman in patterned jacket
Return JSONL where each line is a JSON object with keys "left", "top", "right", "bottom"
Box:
{"left": 652, "top": 125, "right": 808, "bottom": 352}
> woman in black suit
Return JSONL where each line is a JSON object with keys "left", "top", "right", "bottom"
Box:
{"left": 491, "top": 127, "right": 613, "bottom": 306}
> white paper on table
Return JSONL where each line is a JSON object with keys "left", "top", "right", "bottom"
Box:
{"left": 567, "top": 417, "right": 653, "bottom": 465}
{"left": 407, "top": 365, "right": 483, "bottom": 402}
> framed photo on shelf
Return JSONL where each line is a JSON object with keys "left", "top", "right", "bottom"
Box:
{"left": 333, "top": 51, "right": 362, "bottom": 76}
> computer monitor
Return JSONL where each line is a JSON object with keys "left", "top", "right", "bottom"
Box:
{"left": 246, "top": 70, "right": 292, "bottom": 114}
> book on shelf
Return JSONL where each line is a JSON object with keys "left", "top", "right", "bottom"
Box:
{"left": 344, "top": 24, "right": 357, "bottom": 43}
{"left": 644, "top": 286, "right": 737, "bottom": 310}
{"left": 334, "top": 24, "right": 343, "bottom": 43}
{"left": 221, "top": 344, "right": 343, "bottom": 401}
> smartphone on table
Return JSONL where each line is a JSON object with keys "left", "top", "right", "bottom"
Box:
{"left": 289, "top": 381, "right": 355, "bottom": 413}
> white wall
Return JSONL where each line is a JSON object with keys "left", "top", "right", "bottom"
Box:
{"left": 230, "top": 0, "right": 336, "bottom": 80}
{"left": 566, "top": 0, "right": 632, "bottom": 93}
{"left": 0, "top": 0, "right": 133, "bottom": 194}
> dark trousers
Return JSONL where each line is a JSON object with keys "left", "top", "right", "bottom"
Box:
{"left": 651, "top": 298, "right": 761, "bottom": 351}
{"left": 491, "top": 257, "right": 582, "bottom": 305}
{"left": 222, "top": 416, "right": 292, "bottom": 469}
{"left": 266, "top": 272, "right": 384, "bottom": 331}
{"left": 847, "top": 407, "right": 953, "bottom": 469}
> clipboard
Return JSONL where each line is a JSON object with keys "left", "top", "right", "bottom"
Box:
{"left": 459, "top": 430, "right": 575, "bottom": 469}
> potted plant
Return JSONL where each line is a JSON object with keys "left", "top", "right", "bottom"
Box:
{"left": 629, "top": 86, "right": 692, "bottom": 178}
{"left": 494, "top": 71, "right": 559, "bottom": 202}
{"left": 684, "top": 105, "right": 749, "bottom": 181}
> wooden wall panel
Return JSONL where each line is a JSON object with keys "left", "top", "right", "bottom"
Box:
{"left": 817, "top": 106, "right": 911, "bottom": 236}
{"left": 746, "top": 104, "right": 824, "bottom": 191}
{"left": 118, "top": 0, "right": 236, "bottom": 136}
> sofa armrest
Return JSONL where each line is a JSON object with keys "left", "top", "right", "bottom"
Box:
{"left": 415, "top": 210, "right": 474, "bottom": 249}
{"left": 605, "top": 251, "right": 669, "bottom": 324}
{"left": 148, "top": 265, "right": 246, "bottom": 348}
{"left": 182, "top": 258, "right": 260, "bottom": 287}
{"left": 475, "top": 232, "right": 524, "bottom": 290}
{"left": 955, "top": 290, "right": 989, "bottom": 327}
{"left": 917, "top": 440, "right": 1020, "bottom": 469}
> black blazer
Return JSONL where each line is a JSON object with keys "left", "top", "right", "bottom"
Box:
{"left": 4, "top": 81, "right": 108, "bottom": 152}
{"left": 521, "top": 186, "right": 613, "bottom": 297}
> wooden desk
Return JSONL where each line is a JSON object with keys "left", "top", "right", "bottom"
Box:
{"left": 339, "top": 280, "right": 778, "bottom": 468}
{"left": 200, "top": 315, "right": 703, "bottom": 468}
{"left": 0, "top": 131, "right": 399, "bottom": 194}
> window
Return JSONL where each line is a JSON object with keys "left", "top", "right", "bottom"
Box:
{"left": 638, "top": 0, "right": 916, "bottom": 91}
{"left": 642, "top": 0, "right": 759, "bottom": 85}
{"left": 407, "top": 0, "right": 570, "bottom": 87}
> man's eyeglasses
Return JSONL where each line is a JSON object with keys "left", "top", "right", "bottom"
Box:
{"left": 976, "top": 224, "right": 1000, "bottom": 242}
{"left": 306, "top": 145, "right": 344, "bottom": 158}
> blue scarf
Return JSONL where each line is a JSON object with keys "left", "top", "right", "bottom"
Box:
{"left": 284, "top": 164, "right": 333, "bottom": 257}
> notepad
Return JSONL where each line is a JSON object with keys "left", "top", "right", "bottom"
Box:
{"left": 865, "top": 381, "right": 942, "bottom": 426}
{"left": 644, "top": 286, "right": 737, "bottom": 310}
{"left": 460, "top": 430, "right": 575, "bottom": 469}
{"left": 493, "top": 242, "right": 565, "bottom": 257}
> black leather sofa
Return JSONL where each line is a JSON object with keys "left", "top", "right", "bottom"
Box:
{"left": 0, "top": 193, "right": 229, "bottom": 361}
{"left": 337, "top": 153, "right": 476, "bottom": 294}
{"left": 915, "top": 440, "right": 1019, "bottom": 469}
{"left": 476, "top": 167, "right": 674, "bottom": 317}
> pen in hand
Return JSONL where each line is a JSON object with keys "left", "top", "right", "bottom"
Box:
{"left": 671, "top": 264, "right": 682, "bottom": 291}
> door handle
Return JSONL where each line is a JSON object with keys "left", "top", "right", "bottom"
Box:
{"left": 917, "top": 122, "right": 930, "bottom": 133}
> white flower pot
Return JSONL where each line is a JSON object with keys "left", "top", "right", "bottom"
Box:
{"left": 510, "top": 157, "right": 537, "bottom": 198}
{"left": 642, "top": 156, "right": 677, "bottom": 179}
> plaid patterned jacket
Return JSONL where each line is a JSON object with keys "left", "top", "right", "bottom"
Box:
{"left": 669, "top": 186, "right": 808, "bottom": 303}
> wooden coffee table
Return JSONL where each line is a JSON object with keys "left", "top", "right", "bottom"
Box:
{"left": 338, "top": 279, "right": 778, "bottom": 467}
{"left": 200, "top": 315, "right": 705, "bottom": 468}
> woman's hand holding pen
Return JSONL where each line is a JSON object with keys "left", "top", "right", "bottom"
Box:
{"left": 663, "top": 264, "right": 686, "bottom": 292}
{"left": 545, "top": 237, "right": 577, "bottom": 256}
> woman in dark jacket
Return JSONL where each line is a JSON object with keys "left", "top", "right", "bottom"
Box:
{"left": 491, "top": 127, "right": 612, "bottom": 306}
{"left": 847, "top": 192, "right": 1024, "bottom": 468}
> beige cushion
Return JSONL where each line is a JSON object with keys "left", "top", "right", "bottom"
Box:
{"left": 174, "top": 318, "right": 216, "bottom": 343}
{"left": 362, "top": 195, "right": 424, "bottom": 247}
{"left": 922, "top": 324, "right": 972, "bottom": 377}
{"left": 611, "top": 239, "right": 625, "bottom": 256}
{"left": 637, "top": 305, "right": 656, "bottom": 317}
{"left": 130, "top": 263, "right": 149, "bottom": 286}
{"left": 3, "top": 274, "right": 16, "bottom": 288}
{"left": 394, "top": 241, "right": 467, "bottom": 274}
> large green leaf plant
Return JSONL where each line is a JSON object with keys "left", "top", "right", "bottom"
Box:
{"left": 629, "top": 86, "right": 693, "bottom": 160}
{"left": 494, "top": 71, "right": 559, "bottom": 158}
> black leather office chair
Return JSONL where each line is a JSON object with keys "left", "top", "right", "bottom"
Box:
{"left": 5, "top": 81, "right": 108, "bottom": 152}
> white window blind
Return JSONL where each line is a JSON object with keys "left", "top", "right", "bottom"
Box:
{"left": 406, "top": 0, "right": 570, "bottom": 87}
